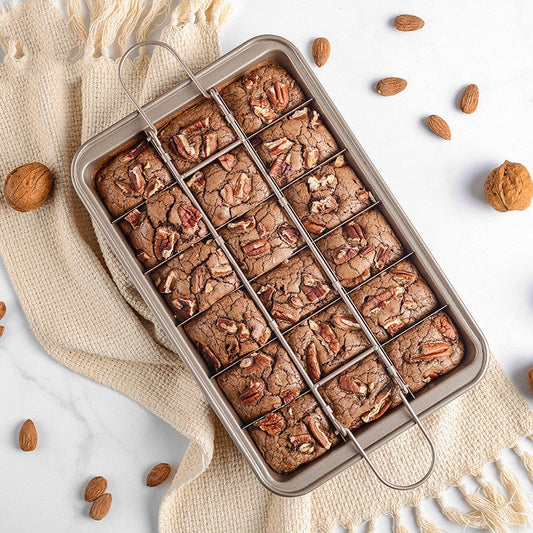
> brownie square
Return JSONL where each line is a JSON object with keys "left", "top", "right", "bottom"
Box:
{"left": 95, "top": 141, "right": 174, "bottom": 218}
{"left": 151, "top": 239, "right": 239, "bottom": 322}
{"left": 216, "top": 342, "right": 306, "bottom": 423}
{"left": 284, "top": 155, "right": 372, "bottom": 236}
{"left": 285, "top": 300, "right": 371, "bottom": 383}
{"left": 186, "top": 146, "right": 270, "bottom": 227}
{"left": 253, "top": 107, "right": 338, "bottom": 186}
{"left": 220, "top": 62, "right": 306, "bottom": 135}
{"left": 317, "top": 209, "right": 404, "bottom": 288}
{"left": 384, "top": 312, "right": 464, "bottom": 393}
{"left": 119, "top": 185, "right": 208, "bottom": 269}
{"left": 158, "top": 99, "right": 236, "bottom": 174}
{"left": 184, "top": 290, "right": 271, "bottom": 372}
{"left": 249, "top": 394, "right": 339, "bottom": 474}
{"left": 350, "top": 260, "right": 438, "bottom": 342}
{"left": 219, "top": 199, "right": 303, "bottom": 279}
{"left": 252, "top": 249, "right": 336, "bottom": 331}
{"left": 318, "top": 356, "right": 393, "bottom": 430}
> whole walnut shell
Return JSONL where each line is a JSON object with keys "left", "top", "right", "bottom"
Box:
{"left": 3, "top": 162, "right": 54, "bottom": 212}
{"left": 484, "top": 160, "right": 533, "bottom": 212}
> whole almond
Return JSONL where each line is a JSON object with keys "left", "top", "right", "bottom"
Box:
{"left": 0, "top": 301, "right": 5, "bottom": 320}
{"left": 427, "top": 115, "right": 451, "bottom": 140}
{"left": 84, "top": 476, "right": 108, "bottom": 502}
{"left": 146, "top": 463, "right": 172, "bottom": 487}
{"left": 376, "top": 77, "right": 407, "bottom": 96}
{"left": 394, "top": 14, "right": 425, "bottom": 31}
{"left": 19, "top": 419, "right": 38, "bottom": 451}
{"left": 528, "top": 368, "right": 533, "bottom": 392}
{"left": 312, "top": 38, "right": 330, "bottom": 68}
{"left": 89, "top": 493, "right": 112, "bottom": 521}
{"left": 460, "top": 84, "right": 479, "bottom": 114}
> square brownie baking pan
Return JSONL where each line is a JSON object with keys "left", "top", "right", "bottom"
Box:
{"left": 71, "top": 36, "right": 488, "bottom": 496}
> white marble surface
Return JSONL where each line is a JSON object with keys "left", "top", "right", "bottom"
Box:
{"left": 1, "top": 1, "right": 533, "bottom": 532}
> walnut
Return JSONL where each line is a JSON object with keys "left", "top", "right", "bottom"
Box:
{"left": 4, "top": 162, "right": 54, "bottom": 212}
{"left": 485, "top": 161, "right": 533, "bottom": 212}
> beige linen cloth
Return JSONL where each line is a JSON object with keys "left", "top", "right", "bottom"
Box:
{"left": 0, "top": 1, "right": 532, "bottom": 531}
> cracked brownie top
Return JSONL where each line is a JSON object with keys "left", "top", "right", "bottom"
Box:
{"left": 249, "top": 394, "right": 339, "bottom": 474}
{"left": 220, "top": 62, "right": 306, "bottom": 135}
{"left": 151, "top": 239, "right": 239, "bottom": 322}
{"left": 252, "top": 249, "right": 336, "bottom": 331}
{"left": 95, "top": 141, "right": 174, "bottom": 218}
{"left": 119, "top": 185, "right": 208, "bottom": 269}
{"left": 219, "top": 198, "right": 303, "bottom": 279}
{"left": 350, "top": 260, "right": 438, "bottom": 342}
{"left": 317, "top": 209, "right": 404, "bottom": 288}
{"left": 253, "top": 107, "right": 338, "bottom": 186}
{"left": 284, "top": 155, "right": 372, "bottom": 236}
{"left": 384, "top": 312, "right": 464, "bottom": 393}
{"left": 158, "top": 99, "right": 236, "bottom": 174}
{"left": 318, "top": 356, "right": 393, "bottom": 430}
{"left": 186, "top": 146, "right": 271, "bottom": 227}
{"left": 184, "top": 289, "right": 272, "bottom": 372}
{"left": 285, "top": 300, "right": 372, "bottom": 383}
{"left": 216, "top": 341, "right": 306, "bottom": 423}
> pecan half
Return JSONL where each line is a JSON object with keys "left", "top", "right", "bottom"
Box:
{"left": 157, "top": 270, "right": 178, "bottom": 294}
{"left": 228, "top": 214, "right": 256, "bottom": 232}
{"left": 234, "top": 173, "right": 251, "bottom": 201}
{"left": 243, "top": 239, "right": 270, "bottom": 257}
{"left": 220, "top": 183, "right": 234, "bottom": 205}
{"left": 210, "top": 263, "right": 233, "bottom": 277}
{"left": 302, "top": 217, "right": 326, "bottom": 235}
{"left": 178, "top": 204, "right": 202, "bottom": 230}
{"left": 361, "top": 287, "right": 404, "bottom": 315}
{"left": 154, "top": 227, "right": 177, "bottom": 261}
{"left": 116, "top": 180, "right": 134, "bottom": 196}
{"left": 199, "top": 344, "right": 220, "bottom": 372}
{"left": 257, "top": 284, "right": 275, "bottom": 305}
{"left": 181, "top": 117, "right": 209, "bottom": 136}
{"left": 218, "top": 153, "right": 236, "bottom": 171}
{"left": 303, "top": 147, "right": 319, "bottom": 170}
{"left": 251, "top": 97, "right": 275, "bottom": 124}
{"left": 339, "top": 375, "right": 368, "bottom": 395}
{"left": 240, "top": 352, "right": 272, "bottom": 375}
{"left": 374, "top": 246, "right": 392, "bottom": 270}
{"left": 254, "top": 411, "right": 285, "bottom": 435}
{"left": 383, "top": 317, "right": 404, "bottom": 336}
{"left": 309, "top": 321, "right": 340, "bottom": 355}
{"left": 289, "top": 433, "right": 313, "bottom": 449}
{"left": 271, "top": 303, "right": 300, "bottom": 323}
{"left": 291, "top": 108, "right": 308, "bottom": 119}
{"left": 351, "top": 268, "right": 371, "bottom": 286}
{"left": 307, "top": 416, "right": 332, "bottom": 449}
{"left": 128, "top": 165, "right": 145, "bottom": 193}
{"left": 264, "top": 137, "right": 294, "bottom": 156}
{"left": 170, "top": 134, "right": 198, "bottom": 160}
{"left": 240, "top": 381, "right": 264, "bottom": 405}
{"left": 191, "top": 265, "right": 207, "bottom": 294}
{"left": 414, "top": 342, "right": 453, "bottom": 361}
{"left": 343, "top": 222, "right": 365, "bottom": 244}
{"left": 122, "top": 140, "right": 148, "bottom": 161}
{"left": 435, "top": 315, "right": 458, "bottom": 341}
{"left": 267, "top": 81, "right": 289, "bottom": 108}
{"left": 390, "top": 269, "right": 417, "bottom": 283}
{"left": 305, "top": 342, "right": 321, "bottom": 381}
{"left": 124, "top": 208, "right": 144, "bottom": 228}
{"left": 202, "top": 133, "right": 218, "bottom": 158}
{"left": 173, "top": 298, "right": 195, "bottom": 321}
{"left": 277, "top": 223, "right": 300, "bottom": 245}
{"left": 144, "top": 177, "right": 165, "bottom": 198}
{"left": 216, "top": 317, "right": 238, "bottom": 334}
{"left": 187, "top": 171, "right": 206, "bottom": 193}
{"left": 237, "top": 323, "right": 250, "bottom": 342}
{"left": 361, "top": 384, "right": 392, "bottom": 423}
{"left": 269, "top": 154, "right": 291, "bottom": 178}
{"left": 307, "top": 173, "right": 336, "bottom": 191}
{"left": 301, "top": 276, "right": 330, "bottom": 302}
{"left": 332, "top": 315, "right": 361, "bottom": 331}
{"left": 310, "top": 195, "right": 338, "bottom": 214}
{"left": 227, "top": 337, "right": 240, "bottom": 356}
{"left": 333, "top": 246, "right": 358, "bottom": 265}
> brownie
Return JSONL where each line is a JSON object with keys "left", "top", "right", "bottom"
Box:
{"left": 249, "top": 394, "right": 339, "bottom": 474}
{"left": 216, "top": 342, "right": 306, "bottom": 423}
{"left": 119, "top": 185, "right": 208, "bottom": 269}
{"left": 219, "top": 199, "right": 303, "bottom": 279}
{"left": 253, "top": 107, "right": 338, "bottom": 186}
{"left": 184, "top": 290, "right": 271, "bottom": 372}
{"left": 252, "top": 249, "right": 336, "bottom": 331}
{"left": 151, "top": 239, "right": 239, "bottom": 322}
{"left": 158, "top": 99, "right": 236, "bottom": 174}
{"left": 285, "top": 301, "right": 371, "bottom": 383}
{"left": 187, "top": 146, "right": 270, "bottom": 227}
{"left": 384, "top": 312, "right": 464, "bottom": 393}
{"left": 220, "top": 62, "right": 306, "bottom": 135}
{"left": 95, "top": 141, "right": 174, "bottom": 218}
{"left": 350, "top": 260, "right": 438, "bottom": 342}
{"left": 317, "top": 209, "right": 404, "bottom": 288}
{"left": 284, "top": 155, "right": 372, "bottom": 236}
{"left": 318, "top": 356, "right": 393, "bottom": 430}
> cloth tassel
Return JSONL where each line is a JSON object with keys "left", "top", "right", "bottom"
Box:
{"left": 366, "top": 519, "right": 375, "bottom": 533}
{"left": 497, "top": 459, "right": 533, "bottom": 527}
{"left": 415, "top": 505, "right": 441, "bottom": 533}
{"left": 393, "top": 514, "right": 409, "bottom": 533}
{"left": 514, "top": 444, "right": 533, "bottom": 481}
{"left": 437, "top": 495, "right": 488, "bottom": 529}
{"left": 172, "top": 0, "right": 233, "bottom": 28}
{"left": 136, "top": 0, "right": 171, "bottom": 42}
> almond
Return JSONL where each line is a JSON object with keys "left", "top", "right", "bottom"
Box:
{"left": 312, "top": 38, "right": 330, "bottom": 68}
{"left": 376, "top": 77, "right": 407, "bottom": 96}
{"left": 89, "top": 493, "right": 112, "bottom": 521}
{"left": 427, "top": 115, "right": 451, "bottom": 140}
{"left": 394, "top": 14, "right": 425, "bottom": 32}
{"left": 84, "top": 476, "right": 108, "bottom": 502}
{"left": 460, "top": 84, "right": 479, "bottom": 114}
{"left": 0, "top": 301, "right": 5, "bottom": 320}
{"left": 18, "top": 419, "right": 38, "bottom": 451}
{"left": 146, "top": 463, "right": 172, "bottom": 487}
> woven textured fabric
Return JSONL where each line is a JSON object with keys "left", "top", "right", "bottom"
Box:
{"left": 0, "top": 2, "right": 531, "bottom": 532}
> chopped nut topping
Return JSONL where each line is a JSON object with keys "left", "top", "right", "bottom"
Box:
{"left": 154, "top": 227, "right": 177, "bottom": 261}
{"left": 422, "top": 371, "right": 440, "bottom": 383}
{"left": 305, "top": 342, "right": 321, "bottom": 381}
{"left": 343, "top": 222, "right": 366, "bottom": 244}
{"left": 181, "top": 117, "right": 209, "bottom": 136}
{"left": 157, "top": 270, "right": 178, "bottom": 294}
{"left": 243, "top": 238, "right": 271, "bottom": 257}
{"left": 264, "top": 137, "right": 294, "bottom": 156}
{"left": 307, "top": 416, "right": 331, "bottom": 449}
{"left": 240, "top": 380, "right": 264, "bottom": 405}
{"left": 271, "top": 303, "right": 300, "bottom": 323}
{"left": 339, "top": 375, "right": 368, "bottom": 395}
{"left": 269, "top": 154, "right": 292, "bottom": 178}
{"left": 202, "top": 133, "right": 218, "bottom": 158}
{"left": 233, "top": 173, "right": 252, "bottom": 201}
{"left": 316, "top": 323, "right": 340, "bottom": 355}
{"left": 333, "top": 154, "right": 345, "bottom": 167}
{"left": 191, "top": 265, "right": 207, "bottom": 294}
{"left": 116, "top": 180, "right": 134, "bottom": 197}
{"left": 178, "top": 204, "right": 202, "bottom": 230}
{"left": 414, "top": 341, "right": 453, "bottom": 360}
{"left": 124, "top": 208, "right": 144, "bottom": 228}
{"left": 310, "top": 195, "right": 338, "bottom": 214}
{"left": 242, "top": 74, "right": 259, "bottom": 90}
{"left": 173, "top": 298, "right": 195, "bottom": 321}
{"left": 122, "top": 140, "right": 148, "bottom": 162}
{"left": 240, "top": 352, "right": 272, "bottom": 375}
{"left": 333, "top": 246, "right": 358, "bottom": 265}
{"left": 228, "top": 214, "right": 256, "bottom": 232}
{"left": 332, "top": 315, "right": 361, "bottom": 331}
{"left": 220, "top": 183, "right": 235, "bottom": 205}
{"left": 199, "top": 344, "right": 220, "bottom": 372}
{"left": 280, "top": 390, "right": 298, "bottom": 404}
{"left": 310, "top": 110, "right": 322, "bottom": 128}
{"left": 289, "top": 433, "right": 313, "bottom": 449}
{"left": 302, "top": 217, "right": 326, "bottom": 235}
{"left": 257, "top": 284, "right": 275, "bottom": 304}
{"left": 383, "top": 317, "right": 404, "bottom": 336}
{"left": 187, "top": 171, "right": 206, "bottom": 193}
{"left": 216, "top": 317, "right": 238, "bottom": 334}
{"left": 362, "top": 287, "right": 404, "bottom": 315}
{"left": 277, "top": 223, "right": 300, "bottom": 245}
{"left": 435, "top": 315, "right": 458, "bottom": 341}
{"left": 361, "top": 384, "right": 392, "bottom": 423}
{"left": 237, "top": 323, "right": 250, "bottom": 342}
{"left": 144, "top": 177, "right": 165, "bottom": 198}
{"left": 374, "top": 246, "right": 392, "bottom": 270}
{"left": 254, "top": 411, "right": 285, "bottom": 435}
{"left": 307, "top": 173, "right": 336, "bottom": 192}
{"left": 210, "top": 263, "right": 232, "bottom": 277}
{"left": 137, "top": 251, "right": 151, "bottom": 263}
{"left": 170, "top": 134, "right": 198, "bottom": 160}
{"left": 390, "top": 269, "right": 417, "bottom": 283}
{"left": 267, "top": 81, "right": 289, "bottom": 108}
{"left": 290, "top": 108, "right": 308, "bottom": 120}
{"left": 251, "top": 98, "right": 275, "bottom": 124}
{"left": 218, "top": 153, "right": 236, "bottom": 171}
{"left": 289, "top": 295, "right": 304, "bottom": 308}
{"left": 301, "top": 276, "right": 330, "bottom": 302}
{"left": 303, "top": 147, "right": 319, "bottom": 170}
{"left": 128, "top": 165, "right": 145, "bottom": 193}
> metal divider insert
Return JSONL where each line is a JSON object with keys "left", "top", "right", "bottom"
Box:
{"left": 118, "top": 40, "right": 436, "bottom": 491}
